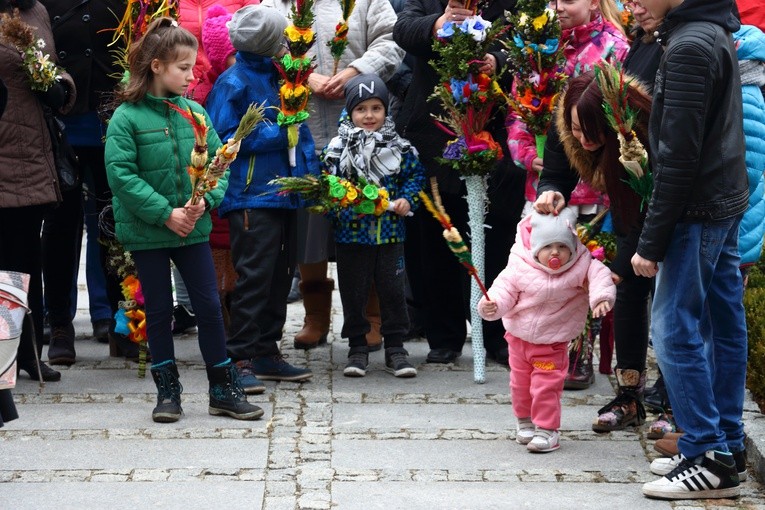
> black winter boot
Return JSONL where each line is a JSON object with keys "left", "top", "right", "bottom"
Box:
{"left": 150, "top": 361, "right": 183, "bottom": 423}
{"left": 592, "top": 368, "right": 647, "bottom": 432}
{"left": 207, "top": 360, "right": 264, "bottom": 420}
{"left": 47, "top": 323, "right": 76, "bottom": 366}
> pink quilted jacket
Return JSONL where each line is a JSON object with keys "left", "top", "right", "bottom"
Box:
{"left": 477, "top": 214, "right": 616, "bottom": 345}
{"left": 507, "top": 15, "right": 630, "bottom": 204}
{"left": 178, "top": 0, "right": 260, "bottom": 104}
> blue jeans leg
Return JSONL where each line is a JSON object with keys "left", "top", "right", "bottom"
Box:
{"left": 651, "top": 216, "right": 746, "bottom": 460}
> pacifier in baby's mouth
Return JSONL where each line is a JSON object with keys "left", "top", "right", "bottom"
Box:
{"left": 547, "top": 257, "right": 561, "bottom": 270}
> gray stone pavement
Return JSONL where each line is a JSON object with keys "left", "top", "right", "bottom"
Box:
{"left": 2, "top": 262, "right": 764, "bottom": 509}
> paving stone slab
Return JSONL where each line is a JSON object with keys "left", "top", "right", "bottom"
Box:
{"left": 331, "top": 481, "right": 671, "bottom": 510}
{"left": 332, "top": 439, "right": 649, "bottom": 472}
{"left": 331, "top": 403, "right": 627, "bottom": 435}
{"left": 4, "top": 439, "right": 269, "bottom": 470}
{"left": 2, "top": 403, "right": 273, "bottom": 431}
{"left": 2, "top": 481, "right": 265, "bottom": 510}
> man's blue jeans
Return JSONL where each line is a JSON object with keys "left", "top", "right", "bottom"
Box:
{"left": 651, "top": 215, "right": 747, "bottom": 460}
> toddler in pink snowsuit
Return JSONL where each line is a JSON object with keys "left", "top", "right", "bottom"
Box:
{"left": 478, "top": 208, "right": 616, "bottom": 453}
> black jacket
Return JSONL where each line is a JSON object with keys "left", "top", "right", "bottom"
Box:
{"left": 39, "top": 0, "right": 125, "bottom": 115}
{"left": 393, "top": 0, "right": 517, "bottom": 195}
{"left": 637, "top": 0, "right": 748, "bottom": 262}
{"left": 622, "top": 29, "right": 661, "bottom": 94}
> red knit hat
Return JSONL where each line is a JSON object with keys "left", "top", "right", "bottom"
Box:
{"left": 202, "top": 5, "right": 236, "bottom": 76}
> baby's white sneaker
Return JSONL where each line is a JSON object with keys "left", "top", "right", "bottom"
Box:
{"left": 527, "top": 428, "right": 560, "bottom": 453}
{"left": 516, "top": 417, "right": 535, "bottom": 445}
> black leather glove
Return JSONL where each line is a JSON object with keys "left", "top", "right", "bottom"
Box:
{"left": 36, "top": 82, "right": 68, "bottom": 111}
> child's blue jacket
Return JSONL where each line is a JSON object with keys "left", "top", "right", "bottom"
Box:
{"left": 206, "top": 52, "right": 319, "bottom": 216}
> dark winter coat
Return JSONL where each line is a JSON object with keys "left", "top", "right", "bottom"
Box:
{"left": 638, "top": 0, "right": 748, "bottom": 262}
{"left": 0, "top": 0, "right": 76, "bottom": 208}
{"left": 38, "top": 0, "right": 125, "bottom": 116}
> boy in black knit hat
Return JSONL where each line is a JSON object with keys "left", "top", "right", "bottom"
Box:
{"left": 323, "top": 73, "right": 425, "bottom": 378}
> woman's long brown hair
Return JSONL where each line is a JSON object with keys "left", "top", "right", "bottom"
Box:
{"left": 561, "top": 71, "right": 653, "bottom": 232}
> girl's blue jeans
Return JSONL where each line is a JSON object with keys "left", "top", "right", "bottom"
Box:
{"left": 651, "top": 215, "right": 747, "bottom": 460}
{"left": 132, "top": 242, "right": 227, "bottom": 366}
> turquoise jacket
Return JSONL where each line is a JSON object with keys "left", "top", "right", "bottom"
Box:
{"left": 105, "top": 94, "right": 225, "bottom": 251}
{"left": 734, "top": 25, "right": 765, "bottom": 266}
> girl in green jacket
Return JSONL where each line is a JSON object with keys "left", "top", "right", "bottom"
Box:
{"left": 105, "top": 17, "right": 261, "bottom": 424}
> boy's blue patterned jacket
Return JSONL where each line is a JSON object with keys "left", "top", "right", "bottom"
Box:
{"left": 323, "top": 149, "right": 425, "bottom": 245}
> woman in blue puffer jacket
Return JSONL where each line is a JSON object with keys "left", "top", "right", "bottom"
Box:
{"left": 734, "top": 25, "right": 765, "bottom": 278}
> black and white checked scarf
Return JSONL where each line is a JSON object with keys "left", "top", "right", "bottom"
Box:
{"left": 324, "top": 117, "right": 413, "bottom": 185}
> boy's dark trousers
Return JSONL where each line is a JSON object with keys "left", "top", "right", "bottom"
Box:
{"left": 335, "top": 242, "right": 409, "bottom": 348}
{"left": 226, "top": 208, "right": 296, "bottom": 360}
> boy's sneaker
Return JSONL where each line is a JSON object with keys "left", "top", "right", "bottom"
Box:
{"left": 651, "top": 451, "right": 748, "bottom": 481}
{"left": 643, "top": 450, "right": 740, "bottom": 500}
{"left": 527, "top": 428, "right": 560, "bottom": 453}
{"left": 384, "top": 347, "right": 417, "bottom": 378}
{"left": 251, "top": 354, "right": 313, "bottom": 382}
{"left": 233, "top": 360, "right": 266, "bottom": 395}
{"left": 172, "top": 304, "right": 197, "bottom": 335}
{"left": 515, "top": 417, "right": 535, "bottom": 445}
{"left": 343, "top": 346, "right": 369, "bottom": 377}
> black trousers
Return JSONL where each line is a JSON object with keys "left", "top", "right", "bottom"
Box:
{"left": 405, "top": 190, "right": 470, "bottom": 352}
{"left": 0, "top": 205, "right": 47, "bottom": 361}
{"left": 41, "top": 185, "right": 83, "bottom": 327}
{"left": 404, "top": 174, "right": 524, "bottom": 353}
{"left": 613, "top": 233, "right": 653, "bottom": 373}
{"left": 226, "top": 208, "right": 296, "bottom": 360}
{"left": 336, "top": 242, "right": 409, "bottom": 348}
{"left": 132, "top": 242, "right": 228, "bottom": 365}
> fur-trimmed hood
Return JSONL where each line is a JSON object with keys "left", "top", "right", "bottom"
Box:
{"left": 554, "top": 75, "right": 652, "bottom": 196}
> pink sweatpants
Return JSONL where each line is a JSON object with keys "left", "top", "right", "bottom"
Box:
{"left": 507, "top": 334, "right": 570, "bottom": 430}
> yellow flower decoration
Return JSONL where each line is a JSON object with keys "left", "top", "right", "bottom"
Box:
{"left": 532, "top": 12, "right": 548, "bottom": 31}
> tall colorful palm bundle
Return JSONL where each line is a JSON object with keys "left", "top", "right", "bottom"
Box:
{"left": 327, "top": 0, "right": 356, "bottom": 76}
{"left": 167, "top": 102, "right": 267, "bottom": 205}
{"left": 593, "top": 61, "right": 652, "bottom": 210}
{"left": 275, "top": 0, "right": 316, "bottom": 167}
{"left": 430, "top": 11, "right": 506, "bottom": 383}
{"left": 430, "top": 13, "right": 506, "bottom": 177}
{"left": 110, "top": 0, "right": 180, "bottom": 71}
{"left": 505, "top": 0, "right": 567, "bottom": 158}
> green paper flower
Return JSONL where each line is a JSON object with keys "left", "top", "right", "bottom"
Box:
{"left": 362, "top": 184, "right": 379, "bottom": 200}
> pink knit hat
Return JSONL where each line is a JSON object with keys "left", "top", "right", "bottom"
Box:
{"left": 202, "top": 5, "right": 236, "bottom": 76}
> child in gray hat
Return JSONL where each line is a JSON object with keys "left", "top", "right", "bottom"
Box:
{"left": 478, "top": 207, "right": 616, "bottom": 453}
{"left": 205, "top": 5, "right": 319, "bottom": 390}
{"left": 322, "top": 73, "right": 425, "bottom": 378}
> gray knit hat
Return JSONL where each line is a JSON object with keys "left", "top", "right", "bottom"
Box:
{"left": 228, "top": 5, "right": 287, "bottom": 57}
{"left": 344, "top": 74, "right": 389, "bottom": 115}
{"left": 530, "top": 207, "right": 578, "bottom": 259}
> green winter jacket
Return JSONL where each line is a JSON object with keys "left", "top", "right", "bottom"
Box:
{"left": 105, "top": 94, "right": 225, "bottom": 251}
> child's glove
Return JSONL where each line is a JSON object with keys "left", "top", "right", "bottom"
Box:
{"left": 592, "top": 300, "right": 612, "bottom": 318}
{"left": 478, "top": 298, "right": 498, "bottom": 317}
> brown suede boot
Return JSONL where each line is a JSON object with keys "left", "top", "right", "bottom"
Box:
{"left": 366, "top": 284, "right": 382, "bottom": 353}
{"left": 294, "top": 261, "right": 333, "bottom": 349}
